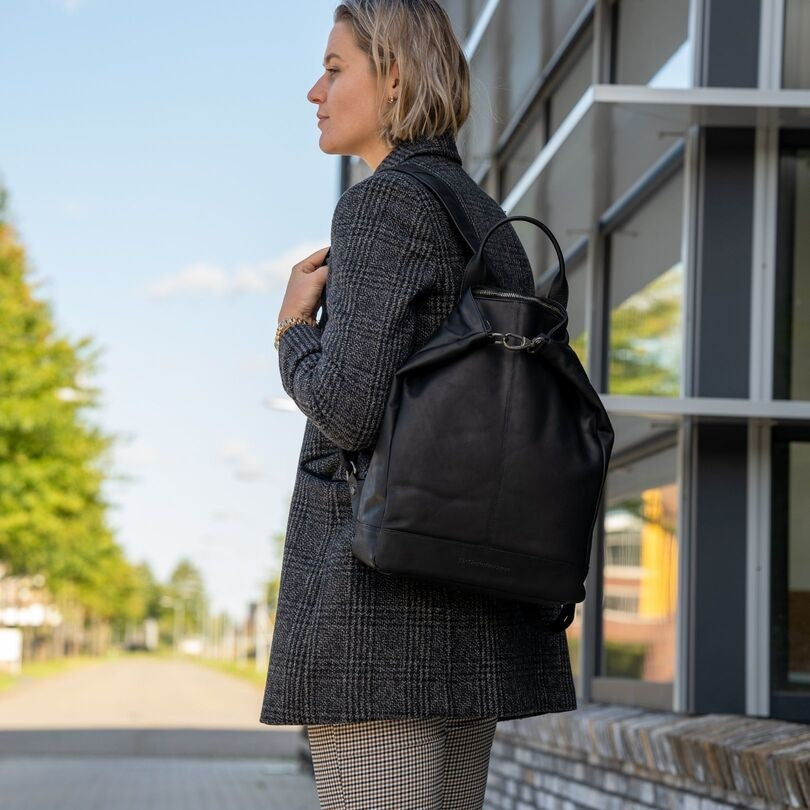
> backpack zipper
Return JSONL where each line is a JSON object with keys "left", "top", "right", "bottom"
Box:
{"left": 471, "top": 286, "right": 565, "bottom": 317}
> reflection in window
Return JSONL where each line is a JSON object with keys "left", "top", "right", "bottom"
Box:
{"left": 460, "top": 0, "right": 591, "bottom": 177}
{"left": 771, "top": 435, "right": 810, "bottom": 693}
{"left": 501, "top": 0, "right": 591, "bottom": 125}
{"left": 563, "top": 257, "right": 588, "bottom": 370}
{"left": 548, "top": 32, "right": 593, "bottom": 137}
{"left": 497, "top": 26, "right": 593, "bottom": 201}
{"left": 783, "top": 0, "right": 810, "bottom": 88}
{"left": 774, "top": 142, "right": 810, "bottom": 401}
{"left": 499, "top": 105, "right": 545, "bottom": 201}
{"left": 601, "top": 446, "right": 679, "bottom": 683}
{"left": 611, "top": 0, "right": 691, "bottom": 88}
{"left": 606, "top": 169, "right": 684, "bottom": 397}
{"left": 442, "top": 0, "right": 489, "bottom": 43}
{"left": 507, "top": 135, "right": 594, "bottom": 285}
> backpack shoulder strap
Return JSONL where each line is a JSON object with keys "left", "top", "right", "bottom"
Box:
{"left": 385, "top": 162, "right": 482, "bottom": 256}
{"left": 337, "top": 163, "right": 481, "bottom": 478}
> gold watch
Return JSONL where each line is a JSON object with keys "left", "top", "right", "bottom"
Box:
{"left": 274, "top": 315, "right": 317, "bottom": 350}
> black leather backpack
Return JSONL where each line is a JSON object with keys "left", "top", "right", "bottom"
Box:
{"left": 337, "top": 161, "right": 615, "bottom": 632}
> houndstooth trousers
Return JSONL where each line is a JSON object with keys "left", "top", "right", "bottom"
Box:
{"left": 306, "top": 716, "right": 498, "bottom": 809}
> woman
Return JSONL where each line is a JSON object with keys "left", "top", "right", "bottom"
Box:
{"left": 261, "top": 1, "right": 577, "bottom": 807}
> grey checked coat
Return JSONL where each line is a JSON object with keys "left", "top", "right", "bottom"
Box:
{"left": 259, "top": 130, "right": 578, "bottom": 726}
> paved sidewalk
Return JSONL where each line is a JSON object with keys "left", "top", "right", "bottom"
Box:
{"left": 0, "top": 755, "right": 319, "bottom": 810}
{"left": 0, "top": 655, "right": 319, "bottom": 809}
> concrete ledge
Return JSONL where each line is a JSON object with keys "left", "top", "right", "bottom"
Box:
{"left": 496, "top": 702, "right": 810, "bottom": 809}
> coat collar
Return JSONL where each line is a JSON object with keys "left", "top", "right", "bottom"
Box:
{"left": 373, "top": 129, "right": 463, "bottom": 174}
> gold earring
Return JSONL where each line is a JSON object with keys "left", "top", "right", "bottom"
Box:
{"left": 388, "top": 95, "right": 395, "bottom": 103}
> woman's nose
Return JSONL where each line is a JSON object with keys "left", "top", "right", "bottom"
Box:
{"left": 307, "top": 79, "right": 325, "bottom": 104}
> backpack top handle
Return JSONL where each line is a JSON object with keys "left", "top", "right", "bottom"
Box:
{"left": 475, "top": 215, "right": 569, "bottom": 313}
{"left": 387, "top": 162, "right": 569, "bottom": 312}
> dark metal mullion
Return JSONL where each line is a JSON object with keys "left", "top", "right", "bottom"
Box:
{"left": 769, "top": 431, "right": 790, "bottom": 712}
{"left": 768, "top": 132, "right": 810, "bottom": 722}
{"left": 607, "top": 0, "right": 620, "bottom": 84}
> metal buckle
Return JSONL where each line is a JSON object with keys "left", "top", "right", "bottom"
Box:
{"left": 343, "top": 460, "right": 357, "bottom": 480}
{"left": 490, "top": 332, "right": 530, "bottom": 351}
{"left": 490, "top": 332, "right": 550, "bottom": 352}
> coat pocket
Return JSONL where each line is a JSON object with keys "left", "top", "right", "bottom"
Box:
{"left": 300, "top": 451, "right": 345, "bottom": 483}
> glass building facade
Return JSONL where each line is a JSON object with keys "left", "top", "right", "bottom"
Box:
{"left": 340, "top": 0, "right": 810, "bottom": 724}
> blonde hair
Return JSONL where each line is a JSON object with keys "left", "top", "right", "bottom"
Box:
{"left": 333, "top": 0, "right": 470, "bottom": 145}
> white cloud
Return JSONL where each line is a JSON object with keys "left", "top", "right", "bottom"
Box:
{"left": 145, "top": 261, "right": 230, "bottom": 298}
{"left": 262, "top": 395, "right": 299, "bottom": 413}
{"left": 55, "top": 0, "right": 87, "bottom": 13}
{"left": 220, "top": 438, "right": 264, "bottom": 482}
{"left": 144, "top": 240, "right": 330, "bottom": 300}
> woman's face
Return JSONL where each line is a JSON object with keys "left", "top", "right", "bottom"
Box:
{"left": 307, "top": 21, "right": 397, "bottom": 166}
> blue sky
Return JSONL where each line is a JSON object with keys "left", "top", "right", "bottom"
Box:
{"left": 1, "top": 0, "right": 343, "bottom": 620}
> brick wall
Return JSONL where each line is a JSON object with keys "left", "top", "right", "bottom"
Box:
{"left": 484, "top": 703, "right": 810, "bottom": 810}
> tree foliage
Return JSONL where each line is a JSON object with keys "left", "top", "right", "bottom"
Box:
{"left": 0, "top": 186, "right": 141, "bottom": 623}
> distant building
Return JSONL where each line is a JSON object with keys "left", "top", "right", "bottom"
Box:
{"left": 0, "top": 565, "right": 62, "bottom": 631}
{"left": 339, "top": 2, "right": 810, "bottom": 807}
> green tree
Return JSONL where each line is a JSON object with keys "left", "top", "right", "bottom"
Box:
{"left": 608, "top": 266, "right": 682, "bottom": 397}
{"left": 132, "top": 560, "right": 165, "bottom": 618}
{"left": 0, "top": 186, "right": 136, "bottom": 627}
{"left": 166, "top": 557, "right": 208, "bottom": 637}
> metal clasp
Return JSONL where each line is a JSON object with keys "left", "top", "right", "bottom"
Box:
{"left": 343, "top": 460, "right": 357, "bottom": 481}
{"left": 490, "top": 332, "right": 531, "bottom": 351}
{"left": 490, "top": 332, "right": 550, "bottom": 352}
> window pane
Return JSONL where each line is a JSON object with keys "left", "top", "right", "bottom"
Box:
{"left": 771, "top": 435, "right": 810, "bottom": 692}
{"left": 461, "top": 13, "right": 503, "bottom": 177}
{"left": 507, "top": 136, "right": 595, "bottom": 283}
{"left": 612, "top": 0, "right": 691, "bottom": 88}
{"left": 460, "top": 0, "right": 590, "bottom": 176}
{"left": 501, "top": 103, "right": 685, "bottom": 245}
{"left": 346, "top": 156, "right": 371, "bottom": 187}
{"left": 548, "top": 33, "right": 593, "bottom": 137}
{"left": 601, "top": 445, "right": 679, "bottom": 683}
{"left": 607, "top": 170, "right": 684, "bottom": 397}
{"left": 536, "top": 250, "right": 589, "bottom": 370}
{"left": 504, "top": 0, "right": 590, "bottom": 125}
{"left": 442, "top": 0, "right": 489, "bottom": 43}
{"left": 565, "top": 256, "right": 588, "bottom": 370}
{"left": 499, "top": 104, "right": 545, "bottom": 200}
{"left": 608, "top": 108, "right": 685, "bottom": 207}
{"left": 783, "top": 0, "right": 810, "bottom": 88}
{"left": 774, "top": 143, "right": 810, "bottom": 401}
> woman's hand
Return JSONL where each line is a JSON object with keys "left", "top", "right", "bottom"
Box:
{"left": 278, "top": 245, "right": 330, "bottom": 323}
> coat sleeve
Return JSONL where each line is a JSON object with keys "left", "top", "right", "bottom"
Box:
{"left": 277, "top": 172, "right": 441, "bottom": 452}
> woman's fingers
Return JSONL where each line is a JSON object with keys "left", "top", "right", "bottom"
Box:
{"left": 296, "top": 245, "right": 331, "bottom": 273}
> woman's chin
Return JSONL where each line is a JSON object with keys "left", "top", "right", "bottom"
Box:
{"left": 317, "top": 134, "right": 344, "bottom": 156}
